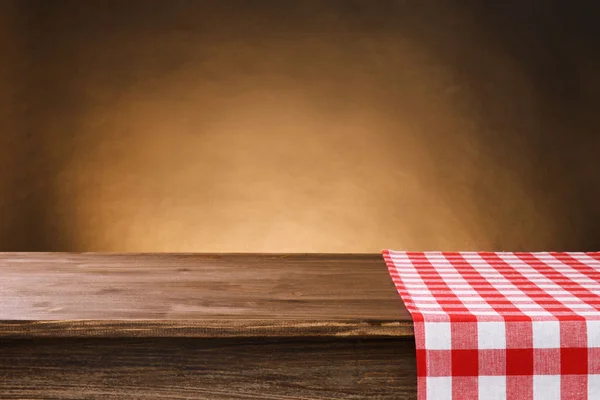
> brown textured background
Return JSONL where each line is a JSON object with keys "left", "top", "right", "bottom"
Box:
{"left": 0, "top": 0, "right": 599, "bottom": 252}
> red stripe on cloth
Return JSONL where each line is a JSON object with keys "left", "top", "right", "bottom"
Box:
{"left": 383, "top": 250, "right": 600, "bottom": 400}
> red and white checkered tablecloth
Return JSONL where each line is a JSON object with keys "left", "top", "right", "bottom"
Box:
{"left": 383, "top": 250, "right": 600, "bottom": 400}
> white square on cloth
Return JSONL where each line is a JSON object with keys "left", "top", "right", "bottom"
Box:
{"left": 478, "top": 376, "right": 506, "bottom": 400}
{"left": 532, "top": 321, "right": 560, "bottom": 348}
{"left": 533, "top": 375, "right": 560, "bottom": 400}
{"left": 424, "top": 322, "right": 452, "bottom": 350}
{"left": 589, "top": 375, "right": 600, "bottom": 398}
{"left": 587, "top": 320, "right": 600, "bottom": 348}
{"left": 478, "top": 322, "right": 506, "bottom": 349}
{"left": 426, "top": 377, "right": 452, "bottom": 400}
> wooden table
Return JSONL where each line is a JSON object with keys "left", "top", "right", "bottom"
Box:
{"left": 0, "top": 253, "right": 416, "bottom": 399}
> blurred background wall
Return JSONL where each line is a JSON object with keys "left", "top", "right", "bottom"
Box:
{"left": 0, "top": 0, "right": 598, "bottom": 252}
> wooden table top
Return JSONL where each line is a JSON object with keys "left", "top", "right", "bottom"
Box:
{"left": 0, "top": 253, "right": 413, "bottom": 338}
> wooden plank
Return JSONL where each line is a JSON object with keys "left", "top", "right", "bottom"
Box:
{"left": 0, "top": 337, "right": 417, "bottom": 399}
{"left": 0, "top": 253, "right": 412, "bottom": 338}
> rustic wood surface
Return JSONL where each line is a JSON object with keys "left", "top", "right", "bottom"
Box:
{"left": 0, "top": 337, "right": 417, "bottom": 399}
{"left": 0, "top": 254, "right": 417, "bottom": 398}
{"left": 0, "top": 253, "right": 412, "bottom": 338}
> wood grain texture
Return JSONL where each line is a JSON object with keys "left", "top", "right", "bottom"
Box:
{"left": 0, "top": 253, "right": 412, "bottom": 338}
{"left": 0, "top": 337, "right": 417, "bottom": 399}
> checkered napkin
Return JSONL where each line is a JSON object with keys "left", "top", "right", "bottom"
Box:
{"left": 382, "top": 250, "right": 600, "bottom": 400}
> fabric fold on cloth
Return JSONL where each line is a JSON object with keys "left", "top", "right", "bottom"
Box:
{"left": 383, "top": 250, "right": 600, "bottom": 400}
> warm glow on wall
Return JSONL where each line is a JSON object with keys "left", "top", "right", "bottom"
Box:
{"left": 1, "top": 1, "right": 598, "bottom": 252}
